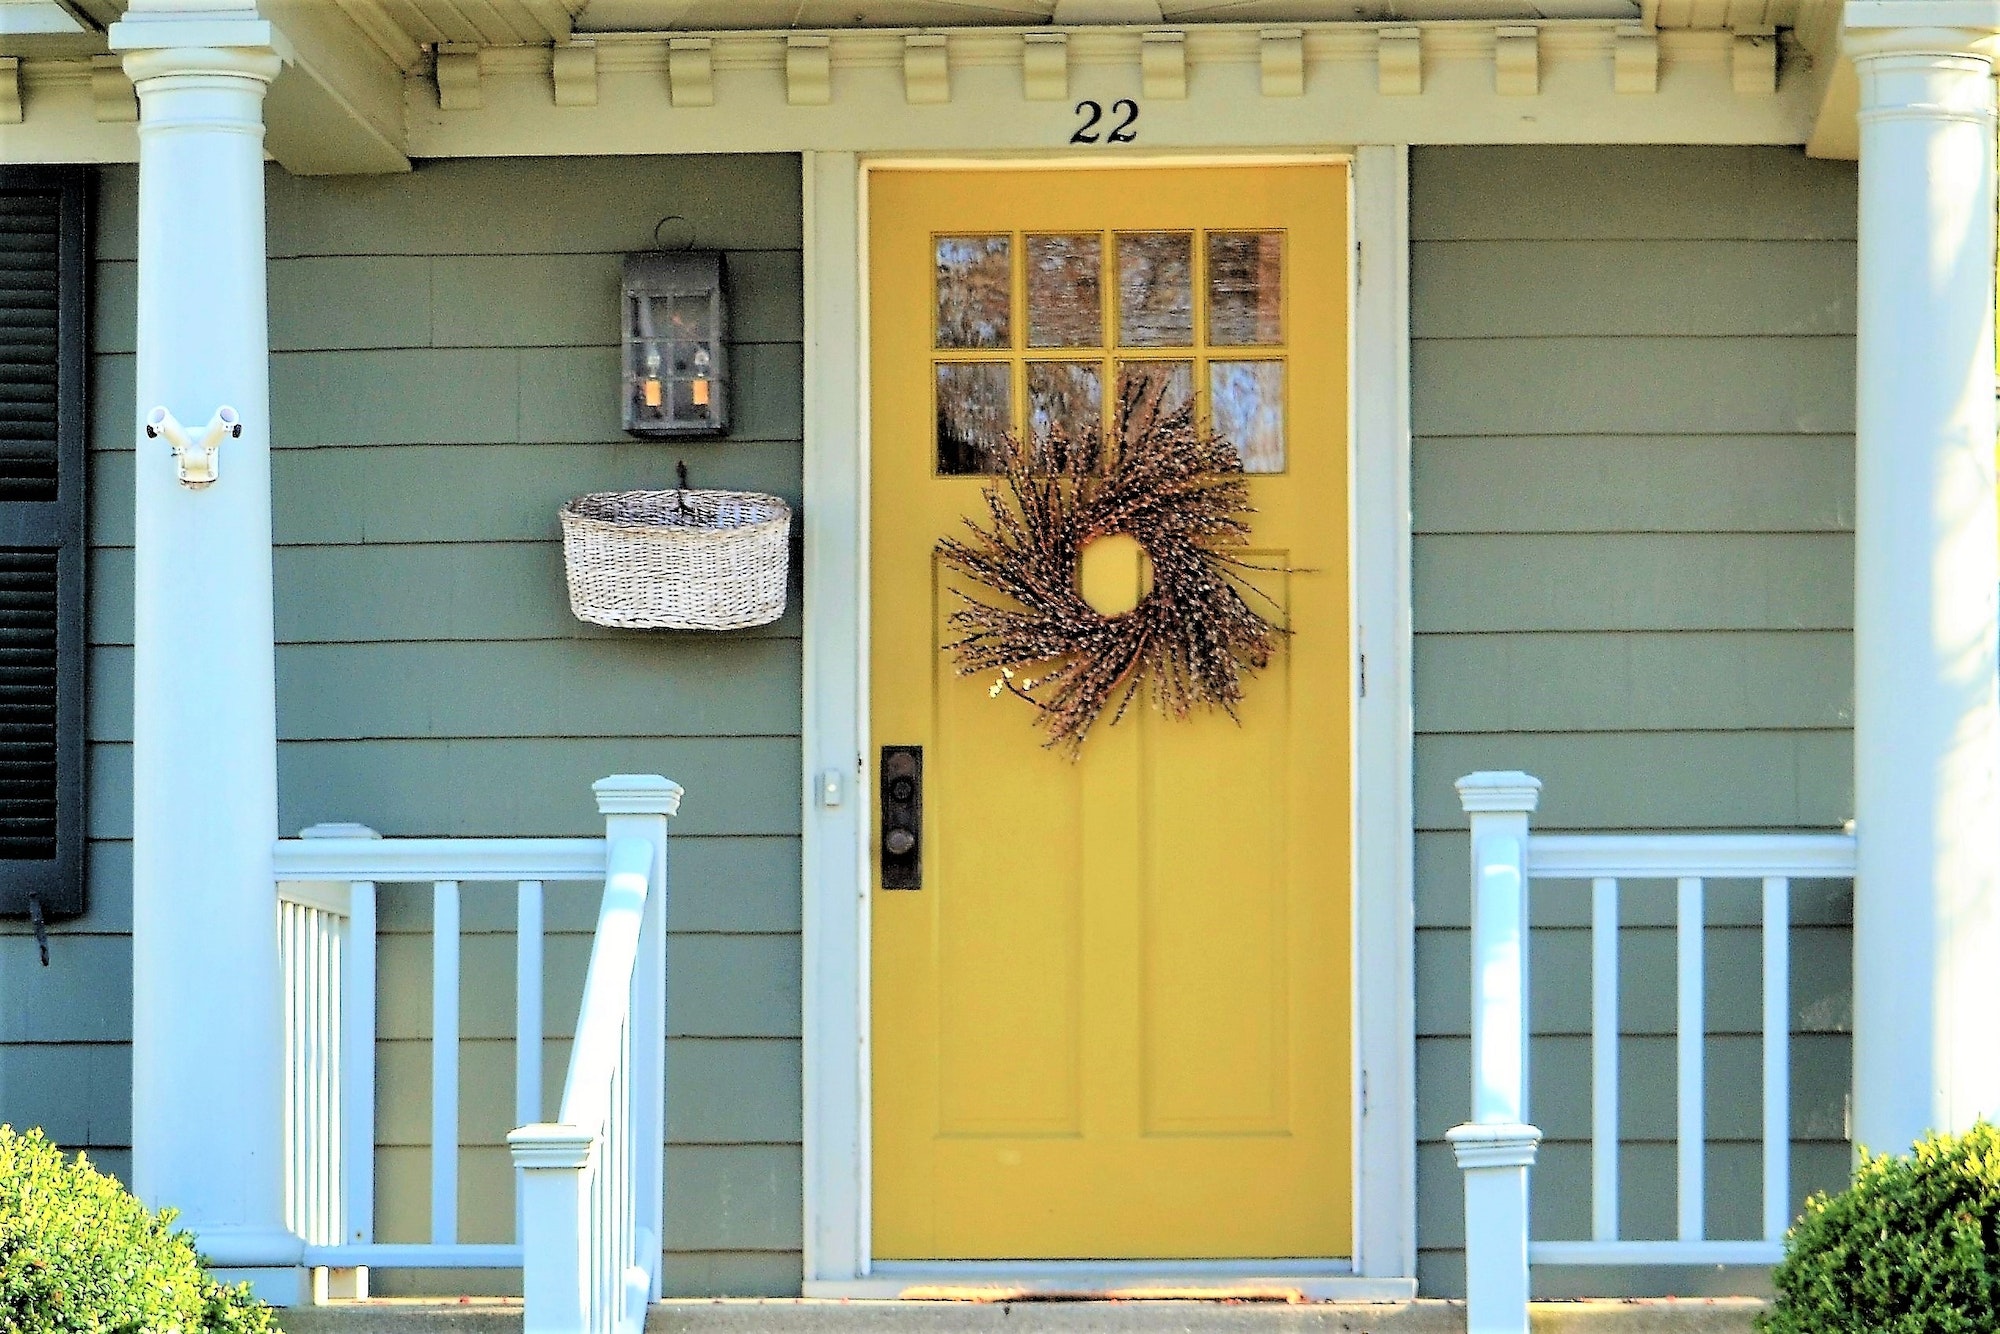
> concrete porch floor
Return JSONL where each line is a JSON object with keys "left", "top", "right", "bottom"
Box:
{"left": 276, "top": 1298, "right": 1766, "bottom": 1334}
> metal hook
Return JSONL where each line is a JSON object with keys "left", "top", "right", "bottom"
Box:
{"left": 652, "top": 215, "right": 695, "bottom": 252}
{"left": 675, "top": 459, "right": 693, "bottom": 517}
{"left": 27, "top": 890, "right": 47, "bottom": 967}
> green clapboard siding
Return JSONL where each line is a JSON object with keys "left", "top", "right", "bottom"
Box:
{"left": 20, "top": 146, "right": 1862, "bottom": 1304}
{"left": 40, "top": 156, "right": 807, "bottom": 1296}
{"left": 1409, "top": 146, "right": 1855, "bottom": 1300}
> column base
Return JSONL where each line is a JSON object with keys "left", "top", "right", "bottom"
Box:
{"left": 211, "top": 1266, "right": 309, "bottom": 1307}
{"left": 315, "top": 1266, "right": 369, "bottom": 1301}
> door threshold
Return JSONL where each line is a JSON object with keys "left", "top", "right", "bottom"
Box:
{"left": 806, "top": 1262, "right": 1417, "bottom": 1303}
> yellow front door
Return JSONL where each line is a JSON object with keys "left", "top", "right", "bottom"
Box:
{"left": 869, "top": 163, "right": 1352, "bottom": 1261}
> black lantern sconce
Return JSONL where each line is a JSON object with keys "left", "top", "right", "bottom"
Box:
{"left": 622, "top": 248, "right": 729, "bottom": 438}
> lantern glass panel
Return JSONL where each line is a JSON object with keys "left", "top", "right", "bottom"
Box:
{"left": 622, "top": 252, "right": 729, "bottom": 438}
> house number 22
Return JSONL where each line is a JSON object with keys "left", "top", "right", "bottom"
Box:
{"left": 1071, "top": 99, "right": 1139, "bottom": 144}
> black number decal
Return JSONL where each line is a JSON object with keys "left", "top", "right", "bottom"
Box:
{"left": 1107, "top": 98, "right": 1140, "bottom": 142}
{"left": 1070, "top": 99, "right": 1103, "bottom": 144}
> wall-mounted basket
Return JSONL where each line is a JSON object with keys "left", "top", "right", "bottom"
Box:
{"left": 560, "top": 488, "right": 791, "bottom": 630}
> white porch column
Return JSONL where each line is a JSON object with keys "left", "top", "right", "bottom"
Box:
{"left": 1846, "top": 0, "right": 2000, "bottom": 1155}
{"left": 109, "top": 2, "right": 297, "bottom": 1300}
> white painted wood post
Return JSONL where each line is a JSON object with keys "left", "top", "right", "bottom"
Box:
{"left": 1845, "top": 0, "right": 2000, "bottom": 1153}
{"left": 108, "top": 2, "right": 296, "bottom": 1302}
{"left": 593, "top": 775, "right": 681, "bottom": 1302}
{"left": 1450, "top": 772, "right": 1543, "bottom": 1334}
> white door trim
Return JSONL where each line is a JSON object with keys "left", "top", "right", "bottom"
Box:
{"left": 1349, "top": 142, "right": 1417, "bottom": 1284}
{"left": 798, "top": 146, "right": 1416, "bottom": 1297}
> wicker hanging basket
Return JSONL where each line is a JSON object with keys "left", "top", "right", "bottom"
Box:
{"left": 560, "top": 488, "right": 792, "bottom": 630}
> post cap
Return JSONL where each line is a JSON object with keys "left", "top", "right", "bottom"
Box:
{"left": 506, "top": 1123, "right": 596, "bottom": 1169}
{"left": 1446, "top": 1121, "right": 1542, "bottom": 1168}
{"left": 299, "top": 822, "right": 381, "bottom": 840}
{"left": 593, "top": 773, "right": 684, "bottom": 817}
{"left": 1455, "top": 771, "right": 1543, "bottom": 814}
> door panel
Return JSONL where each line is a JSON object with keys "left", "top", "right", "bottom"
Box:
{"left": 870, "top": 164, "right": 1352, "bottom": 1260}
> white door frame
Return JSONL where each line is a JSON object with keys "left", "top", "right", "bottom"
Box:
{"left": 798, "top": 145, "right": 1415, "bottom": 1299}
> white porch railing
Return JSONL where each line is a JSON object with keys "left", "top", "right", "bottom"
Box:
{"left": 275, "top": 774, "right": 679, "bottom": 1333}
{"left": 1452, "top": 771, "right": 1857, "bottom": 1334}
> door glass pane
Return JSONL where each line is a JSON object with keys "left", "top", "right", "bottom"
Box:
{"left": 1027, "top": 234, "right": 1103, "bottom": 348}
{"left": 1028, "top": 361, "right": 1104, "bottom": 452}
{"left": 1207, "top": 232, "right": 1283, "bottom": 346}
{"left": 1116, "top": 360, "right": 1194, "bottom": 443}
{"left": 1116, "top": 233, "right": 1193, "bottom": 347}
{"left": 937, "top": 361, "right": 1014, "bottom": 474}
{"left": 936, "top": 235, "right": 1011, "bottom": 349}
{"left": 1210, "top": 360, "right": 1284, "bottom": 473}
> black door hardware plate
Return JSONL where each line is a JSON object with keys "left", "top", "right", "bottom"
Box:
{"left": 881, "top": 745, "right": 923, "bottom": 889}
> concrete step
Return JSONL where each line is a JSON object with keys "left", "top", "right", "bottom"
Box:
{"left": 275, "top": 1297, "right": 1765, "bottom": 1334}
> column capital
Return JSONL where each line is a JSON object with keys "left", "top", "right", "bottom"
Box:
{"left": 1846, "top": 2, "right": 2000, "bottom": 60}
{"left": 109, "top": 4, "right": 288, "bottom": 78}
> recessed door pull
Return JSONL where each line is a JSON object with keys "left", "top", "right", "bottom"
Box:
{"left": 881, "top": 745, "right": 923, "bottom": 889}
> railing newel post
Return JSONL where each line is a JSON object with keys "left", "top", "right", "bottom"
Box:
{"left": 509, "top": 1126, "right": 595, "bottom": 1334}
{"left": 1451, "top": 771, "right": 1543, "bottom": 1334}
{"left": 593, "top": 774, "right": 679, "bottom": 1314}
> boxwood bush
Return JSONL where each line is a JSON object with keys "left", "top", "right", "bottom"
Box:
{"left": 1762, "top": 1122, "right": 2000, "bottom": 1333}
{"left": 0, "top": 1124, "right": 276, "bottom": 1333}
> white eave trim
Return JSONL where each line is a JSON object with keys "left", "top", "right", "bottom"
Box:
{"left": 404, "top": 21, "right": 1814, "bottom": 161}
{"left": 0, "top": 18, "right": 1818, "bottom": 167}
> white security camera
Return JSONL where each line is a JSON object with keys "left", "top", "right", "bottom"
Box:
{"left": 146, "top": 405, "right": 240, "bottom": 489}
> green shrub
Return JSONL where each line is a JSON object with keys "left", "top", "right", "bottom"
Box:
{"left": 1762, "top": 1122, "right": 2000, "bottom": 1334}
{"left": 0, "top": 1124, "right": 277, "bottom": 1333}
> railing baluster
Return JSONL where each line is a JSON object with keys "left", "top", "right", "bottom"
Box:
{"left": 432, "top": 880, "right": 461, "bottom": 1246}
{"left": 1762, "top": 876, "right": 1792, "bottom": 1243}
{"left": 328, "top": 914, "right": 345, "bottom": 1248}
{"left": 1591, "top": 876, "right": 1620, "bottom": 1243}
{"left": 517, "top": 880, "right": 545, "bottom": 1248}
{"left": 281, "top": 903, "right": 299, "bottom": 1236}
{"left": 517, "top": 881, "right": 545, "bottom": 1127}
{"left": 1677, "top": 876, "right": 1705, "bottom": 1242}
{"left": 313, "top": 910, "right": 333, "bottom": 1244}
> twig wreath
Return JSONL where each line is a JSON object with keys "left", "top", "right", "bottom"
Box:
{"left": 937, "top": 382, "right": 1284, "bottom": 755}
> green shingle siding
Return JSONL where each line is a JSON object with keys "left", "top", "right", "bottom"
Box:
{"left": 1410, "top": 145, "right": 1857, "bottom": 1300}
{"left": 7, "top": 145, "right": 1862, "bottom": 1304}
{"left": 81, "top": 155, "right": 807, "bottom": 1296}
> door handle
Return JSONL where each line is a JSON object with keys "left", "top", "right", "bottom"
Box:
{"left": 881, "top": 745, "right": 923, "bottom": 889}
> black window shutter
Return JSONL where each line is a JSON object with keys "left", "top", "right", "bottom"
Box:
{"left": 0, "top": 168, "right": 86, "bottom": 921}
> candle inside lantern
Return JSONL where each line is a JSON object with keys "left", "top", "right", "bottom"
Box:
{"left": 692, "top": 345, "right": 712, "bottom": 408}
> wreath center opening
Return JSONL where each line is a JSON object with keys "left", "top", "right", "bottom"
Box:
{"left": 1076, "top": 531, "right": 1154, "bottom": 619}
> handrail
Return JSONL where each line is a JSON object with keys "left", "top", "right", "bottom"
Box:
{"left": 557, "top": 836, "right": 655, "bottom": 1139}
{"left": 274, "top": 837, "right": 606, "bottom": 882}
{"left": 1528, "top": 832, "right": 1856, "bottom": 879}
